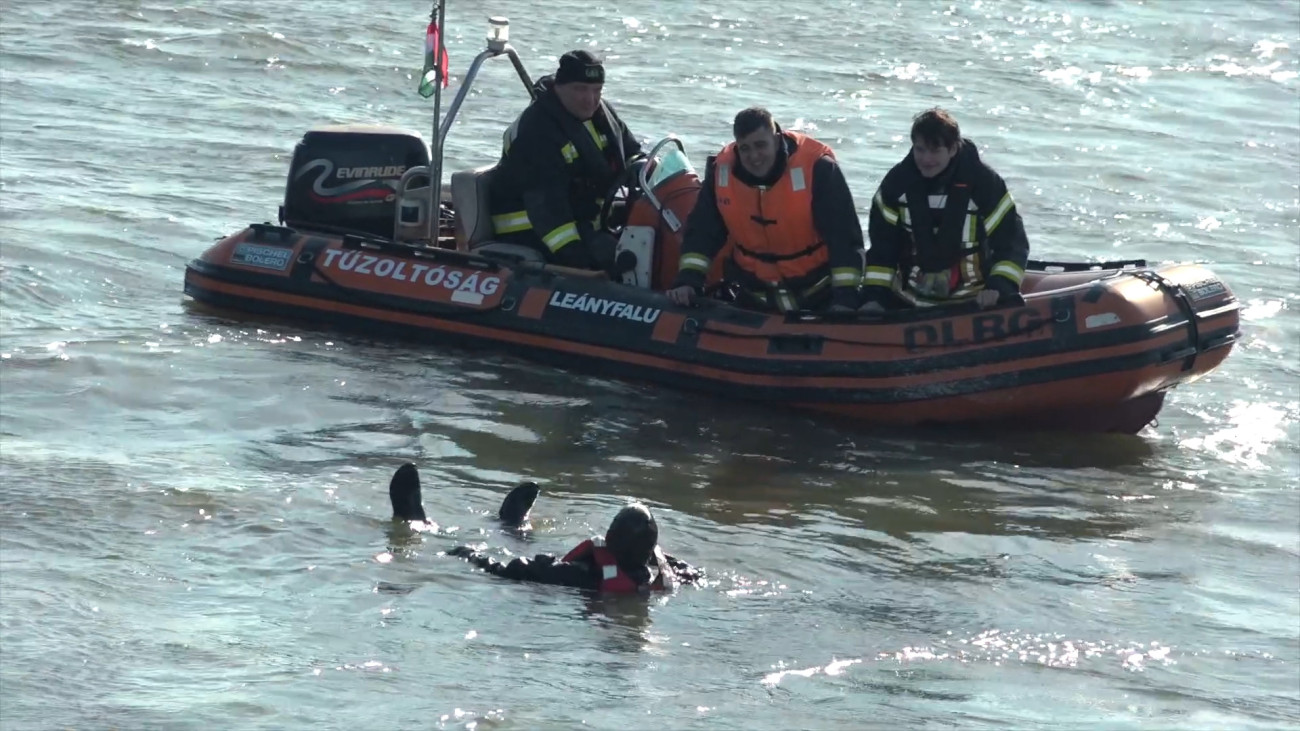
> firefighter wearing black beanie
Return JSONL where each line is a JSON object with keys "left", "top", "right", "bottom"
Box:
{"left": 487, "top": 49, "right": 644, "bottom": 271}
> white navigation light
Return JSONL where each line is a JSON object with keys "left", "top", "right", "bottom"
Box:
{"left": 488, "top": 17, "right": 509, "bottom": 45}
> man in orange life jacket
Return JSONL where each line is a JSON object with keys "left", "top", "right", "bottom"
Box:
{"left": 860, "top": 108, "right": 1030, "bottom": 313}
{"left": 665, "top": 106, "right": 865, "bottom": 313}
{"left": 389, "top": 463, "right": 700, "bottom": 593}
{"left": 488, "top": 50, "right": 644, "bottom": 272}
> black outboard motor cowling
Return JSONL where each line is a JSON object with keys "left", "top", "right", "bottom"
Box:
{"left": 279, "top": 124, "right": 430, "bottom": 239}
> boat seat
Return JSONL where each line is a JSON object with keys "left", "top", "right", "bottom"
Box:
{"left": 450, "top": 164, "right": 499, "bottom": 248}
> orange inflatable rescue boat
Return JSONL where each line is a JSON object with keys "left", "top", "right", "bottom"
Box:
{"left": 183, "top": 19, "right": 1240, "bottom": 434}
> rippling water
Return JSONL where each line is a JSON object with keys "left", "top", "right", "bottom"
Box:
{"left": 2, "top": 1, "right": 1297, "bottom": 728}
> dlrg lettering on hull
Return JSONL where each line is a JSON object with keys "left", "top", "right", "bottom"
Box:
{"left": 902, "top": 308, "right": 1046, "bottom": 351}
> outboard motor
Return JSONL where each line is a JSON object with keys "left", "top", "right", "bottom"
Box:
{"left": 279, "top": 125, "right": 430, "bottom": 240}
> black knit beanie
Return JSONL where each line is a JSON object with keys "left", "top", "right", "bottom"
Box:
{"left": 556, "top": 50, "right": 605, "bottom": 85}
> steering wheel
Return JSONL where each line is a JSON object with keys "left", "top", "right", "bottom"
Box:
{"left": 595, "top": 136, "right": 690, "bottom": 235}
{"left": 597, "top": 157, "right": 650, "bottom": 234}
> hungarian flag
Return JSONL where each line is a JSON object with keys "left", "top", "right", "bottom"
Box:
{"left": 418, "top": 20, "right": 450, "bottom": 97}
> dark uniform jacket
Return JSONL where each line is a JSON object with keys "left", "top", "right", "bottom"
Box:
{"left": 488, "top": 76, "right": 642, "bottom": 269}
{"left": 448, "top": 545, "right": 701, "bottom": 590}
{"left": 865, "top": 138, "right": 1030, "bottom": 306}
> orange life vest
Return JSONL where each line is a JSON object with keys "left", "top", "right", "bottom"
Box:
{"left": 561, "top": 537, "right": 674, "bottom": 593}
{"left": 714, "top": 131, "right": 834, "bottom": 283}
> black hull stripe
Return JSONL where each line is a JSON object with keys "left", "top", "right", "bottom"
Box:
{"left": 187, "top": 259, "right": 1237, "bottom": 381}
{"left": 183, "top": 278, "right": 1230, "bottom": 406}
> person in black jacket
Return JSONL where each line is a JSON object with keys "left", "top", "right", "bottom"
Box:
{"left": 861, "top": 107, "right": 1030, "bottom": 312}
{"left": 389, "top": 463, "right": 701, "bottom": 593}
{"left": 665, "top": 107, "right": 865, "bottom": 313}
{"left": 487, "top": 50, "right": 644, "bottom": 271}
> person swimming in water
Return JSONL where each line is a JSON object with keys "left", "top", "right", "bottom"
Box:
{"left": 388, "top": 463, "right": 702, "bottom": 592}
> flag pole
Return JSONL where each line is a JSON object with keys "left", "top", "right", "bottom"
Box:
{"left": 428, "top": 0, "right": 446, "bottom": 242}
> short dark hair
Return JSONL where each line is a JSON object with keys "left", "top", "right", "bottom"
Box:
{"left": 733, "top": 106, "right": 775, "bottom": 139}
{"left": 911, "top": 108, "right": 961, "bottom": 149}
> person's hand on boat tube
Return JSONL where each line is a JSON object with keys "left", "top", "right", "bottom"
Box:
{"left": 974, "top": 289, "right": 1001, "bottom": 308}
{"left": 979, "top": 276, "right": 1022, "bottom": 308}
{"left": 858, "top": 286, "right": 889, "bottom": 314}
{"left": 667, "top": 285, "right": 696, "bottom": 306}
